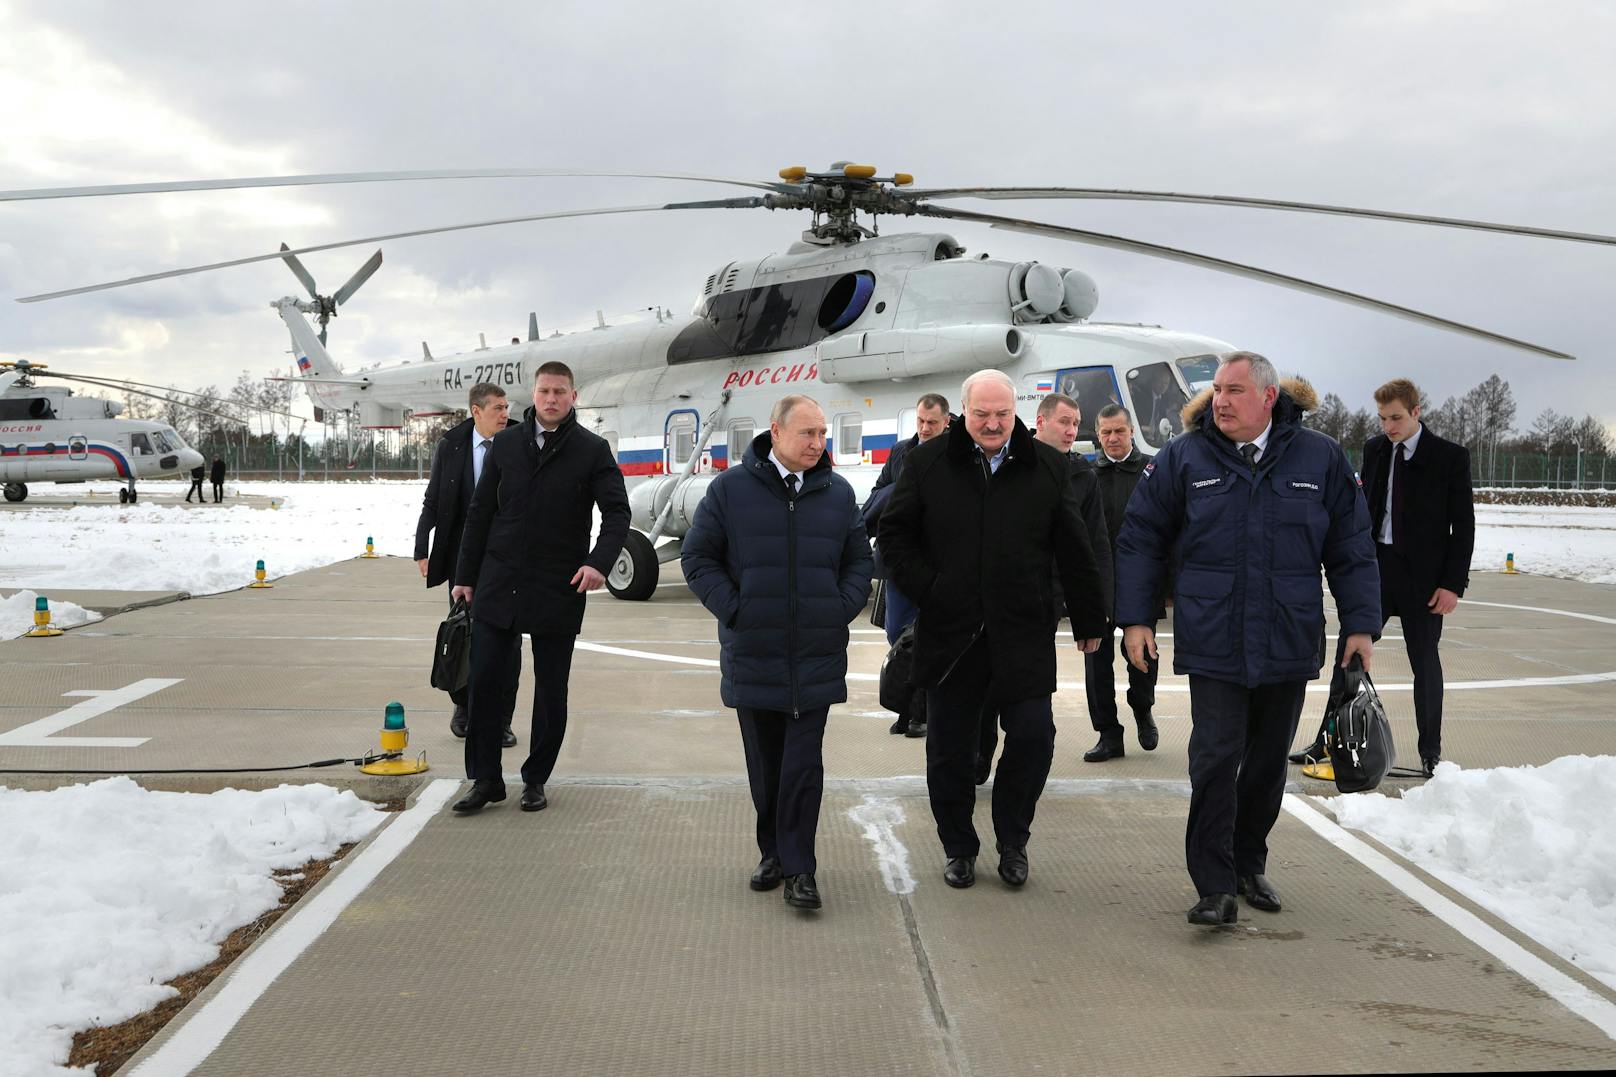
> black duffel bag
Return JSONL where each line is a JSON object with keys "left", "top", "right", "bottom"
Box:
{"left": 879, "top": 622, "right": 918, "bottom": 714}
{"left": 1326, "top": 655, "right": 1395, "bottom": 794}
{"left": 430, "top": 598, "right": 472, "bottom": 695}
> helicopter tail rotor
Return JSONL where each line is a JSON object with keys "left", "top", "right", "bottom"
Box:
{"left": 278, "top": 244, "right": 383, "bottom": 345}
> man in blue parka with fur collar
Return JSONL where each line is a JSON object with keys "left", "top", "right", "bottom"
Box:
{"left": 1114, "top": 352, "right": 1379, "bottom": 927}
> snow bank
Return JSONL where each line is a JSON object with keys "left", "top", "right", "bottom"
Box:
{"left": 1328, "top": 755, "right": 1616, "bottom": 991}
{"left": 0, "top": 590, "right": 100, "bottom": 640}
{"left": 1471, "top": 504, "right": 1616, "bottom": 584}
{"left": 0, "top": 480, "right": 426, "bottom": 595}
{"left": 0, "top": 778, "right": 386, "bottom": 1076}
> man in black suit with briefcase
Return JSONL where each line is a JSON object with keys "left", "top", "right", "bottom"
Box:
{"left": 415, "top": 382, "right": 517, "bottom": 745}
{"left": 1292, "top": 378, "right": 1474, "bottom": 777}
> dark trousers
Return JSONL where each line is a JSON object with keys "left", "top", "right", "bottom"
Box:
{"left": 883, "top": 583, "right": 918, "bottom": 646}
{"left": 211, "top": 481, "right": 224, "bottom": 501}
{"left": 928, "top": 636, "right": 1055, "bottom": 858}
{"left": 1326, "top": 544, "right": 1446, "bottom": 760}
{"left": 465, "top": 620, "right": 575, "bottom": 786}
{"left": 1185, "top": 675, "right": 1307, "bottom": 897}
{"left": 1083, "top": 631, "right": 1158, "bottom": 738}
{"left": 447, "top": 593, "right": 520, "bottom": 714}
{"left": 737, "top": 706, "right": 829, "bottom": 876}
{"left": 185, "top": 478, "right": 206, "bottom": 502}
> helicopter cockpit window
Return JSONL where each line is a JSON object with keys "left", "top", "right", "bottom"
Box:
{"left": 668, "top": 271, "right": 876, "bottom": 364}
{"left": 1128, "top": 362, "right": 1190, "bottom": 449}
{"left": 1052, "top": 366, "right": 1123, "bottom": 443}
{"left": 151, "top": 430, "right": 176, "bottom": 454}
{"left": 1175, "top": 354, "right": 1219, "bottom": 394}
{"left": 130, "top": 433, "right": 154, "bottom": 456}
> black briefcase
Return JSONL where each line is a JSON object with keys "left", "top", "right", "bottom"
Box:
{"left": 431, "top": 599, "right": 472, "bottom": 695}
{"left": 1326, "top": 656, "right": 1395, "bottom": 794}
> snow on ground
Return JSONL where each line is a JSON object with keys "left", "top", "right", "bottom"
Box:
{"left": 0, "top": 480, "right": 427, "bottom": 595}
{"left": 1472, "top": 503, "right": 1616, "bottom": 584}
{"left": 1328, "top": 755, "right": 1616, "bottom": 992}
{"left": 0, "top": 778, "right": 385, "bottom": 1077}
{"left": 0, "top": 590, "right": 100, "bottom": 640}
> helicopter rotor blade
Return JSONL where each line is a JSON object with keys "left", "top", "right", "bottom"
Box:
{"left": 0, "top": 169, "right": 789, "bottom": 203}
{"left": 908, "top": 187, "right": 1616, "bottom": 248}
{"left": 332, "top": 250, "right": 384, "bottom": 308}
{"left": 278, "top": 243, "right": 320, "bottom": 300}
{"left": 15, "top": 198, "right": 764, "bottom": 304}
{"left": 920, "top": 205, "right": 1576, "bottom": 361}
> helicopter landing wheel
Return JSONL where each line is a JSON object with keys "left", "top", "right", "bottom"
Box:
{"left": 2, "top": 482, "right": 25, "bottom": 503}
{"left": 606, "top": 529, "right": 658, "bottom": 601}
{"left": 118, "top": 488, "right": 129, "bottom": 504}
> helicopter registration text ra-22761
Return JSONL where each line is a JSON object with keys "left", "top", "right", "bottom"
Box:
{"left": 12, "top": 162, "right": 1605, "bottom": 596}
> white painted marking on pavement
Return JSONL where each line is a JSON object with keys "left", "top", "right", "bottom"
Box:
{"left": 1057, "top": 670, "right": 1616, "bottom": 694}
{"left": 849, "top": 795, "right": 916, "bottom": 895}
{"left": 0, "top": 678, "right": 179, "bottom": 747}
{"left": 1282, "top": 794, "right": 1616, "bottom": 1043}
{"left": 126, "top": 778, "right": 460, "bottom": 1077}
{"left": 1463, "top": 598, "right": 1616, "bottom": 627}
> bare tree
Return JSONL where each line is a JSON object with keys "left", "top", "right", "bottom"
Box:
{"left": 1305, "top": 392, "right": 1351, "bottom": 443}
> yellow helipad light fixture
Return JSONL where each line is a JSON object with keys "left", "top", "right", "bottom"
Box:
{"left": 841, "top": 163, "right": 877, "bottom": 179}
{"left": 361, "top": 535, "right": 380, "bottom": 559}
{"left": 1505, "top": 551, "right": 1519, "bottom": 574}
{"left": 1300, "top": 760, "right": 1336, "bottom": 782}
{"left": 361, "top": 701, "right": 430, "bottom": 775}
{"left": 778, "top": 165, "right": 807, "bottom": 183}
{"left": 26, "top": 595, "right": 64, "bottom": 637}
{"left": 248, "top": 559, "right": 274, "bottom": 588}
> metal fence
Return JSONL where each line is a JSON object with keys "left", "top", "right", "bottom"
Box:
{"left": 1342, "top": 448, "right": 1612, "bottom": 491}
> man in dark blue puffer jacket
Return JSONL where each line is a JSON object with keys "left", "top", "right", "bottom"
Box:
{"left": 682, "top": 394, "right": 873, "bottom": 913}
{"left": 1115, "top": 352, "right": 1379, "bottom": 927}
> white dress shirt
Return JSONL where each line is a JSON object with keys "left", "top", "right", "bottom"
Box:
{"left": 767, "top": 449, "right": 802, "bottom": 490}
{"left": 472, "top": 434, "right": 494, "bottom": 487}
{"left": 1379, "top": 425, "right": 1423, "bottom": 545}
{"left": 1238, "top": 421, "right": 1273, "bottom": 464}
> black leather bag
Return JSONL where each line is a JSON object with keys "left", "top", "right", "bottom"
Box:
{"left": 1326, "top": 656, "right": 1395, "bottom": 794}
{"left": 431, "top": 599, "right": 472, "bottom": 695}
{"left": 879, "top": 622, "right": 917, "bottom": 713}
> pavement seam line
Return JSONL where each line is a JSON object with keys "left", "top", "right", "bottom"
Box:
{"left": 900, "top": 893, "right": 973, "bottom": 1077}
{"left": 125, "top": 778, "right": 460, "bottom": 1076}
{"left": 1281, "top": 793, "right": 1616, "bottom": 1043}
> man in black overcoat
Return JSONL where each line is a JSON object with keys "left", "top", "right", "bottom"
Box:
{"left": 1292, "top": 378, "right": 1474, "bottom": 776}
{"left": 209, "top": 456, "right": 226, "bottom": 503}
{"left": 414, "top": 383, "right": 518, "bottom": 742}
{"left": 450, "top": 361, "right": 630, "bottom": 814}
{"left": 880, "top": 369, "right": 1108, "bottom": 890}
{"left": 682, "top": 395, "right": 873, "bottom": 911}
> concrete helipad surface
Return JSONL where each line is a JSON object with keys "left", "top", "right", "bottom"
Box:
{"left": 4, "top": 558, "right": 1616, "bottom": 1074}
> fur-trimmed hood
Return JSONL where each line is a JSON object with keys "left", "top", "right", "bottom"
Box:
{"left": 1179, "top": 376, "right": 1318, "bottom": 430}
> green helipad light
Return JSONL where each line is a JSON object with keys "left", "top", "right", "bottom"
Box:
{"left": 383, "top": 701, "right": 406, "bottom": 730}
{"left": 35, "top": 596, "right": 48, "bottom": 611}
{"left": 256, "top": 559, "right": 265, "bottom": 571}
{"left": 366, "top": 535, "right": 374, "bottom": 544}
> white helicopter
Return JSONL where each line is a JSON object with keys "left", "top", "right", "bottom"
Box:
{"left": 10, "top": 163, "right": 1610, "bottom": 592}
{"left": 0, "top": 357, "right": 205, "bottom": 503}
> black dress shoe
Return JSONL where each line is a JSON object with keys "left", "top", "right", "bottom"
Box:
{"left": 783, "top": 873, "right": 821, "bottom": 909}
{"left": 449, "top": 706, "right": 469, "bottom": 739}
{"left": 1083, "top": 737, "right": 1125, "bottom": 763}
{"left": 1237, "top": 873, "right": 1282, "bottom": 912}
{"left": 451, "top": 779, "right": 507, "bottom": 814}
{"left": 1421, "top": 756, "right": 1440, "bottom": 778}
{"left": 749, "top": 855, "right": 783, "bottom": 891}
{"left": 943, "top": 856, "right": 976, "bottom": 889}
{"left": 1134, "top": 710, "right": 1159, "bottom": 751}
{"left": 501, "top": 725, "right": 518, "bottom": 748}
{"left": 973, "top": 754, "right": 991, "bottom": 786}
{"left": 904, "top": 717, "right": 927, "bottom": 738}
{"left": 1288, "top": 735, "right": 1328, "bottom": 765}
{"left": 889, "top": 716, "right": 908, "bottom": 735}
{"left": 996, "top": 842, "right": 1028, "bottom": 887}
{"left": 519, "top": 783, "right": 547, "bottom": 812}
{"left": 1187, "top": 892, "right": 1238, "bottom": 925}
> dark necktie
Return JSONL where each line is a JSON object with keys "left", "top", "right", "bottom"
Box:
{"left": 1391, "top": 443, "right": 1407, "bottom": 552}
{"left": 784, "top": 473, "right": 798, "bottom": 501}
{"left": 1239, "top": 442, "right": 1259, "bottom": 473}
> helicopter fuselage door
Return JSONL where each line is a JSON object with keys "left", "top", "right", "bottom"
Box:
{"left": 664, "top": 409, "right": 700, "bottom": 475}
{"left": 68, "top": 435, "right": 88, "bottom": 461}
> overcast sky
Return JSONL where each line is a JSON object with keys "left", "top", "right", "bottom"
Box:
{"left": 2, "top": 0, "right": 1612, "bottom": 433}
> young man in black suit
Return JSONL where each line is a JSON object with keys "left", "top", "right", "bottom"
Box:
{"left": 1291, "top": 378, "right": 1475, "bottom": 777}
{"left": 415, "top": 383, "right": 518, "bottom": 744}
